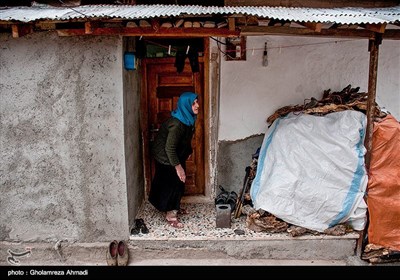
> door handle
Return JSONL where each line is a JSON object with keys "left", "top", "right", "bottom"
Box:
{"left": 150, "top": 124, "right": 159, "bottom": 142}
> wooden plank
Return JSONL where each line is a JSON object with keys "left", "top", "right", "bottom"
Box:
{"left": 240, "top": 26, "right": 375, "bottom": 38}
{"left": 364, "top": 36, "right": 381, "bottom": 171}
{"left": 240, "top": 26, "right": 400, "bottom": 39}
{"left": 11, "top": 24, "right": 33, "bottom": 38}
{"left": 157, "top": 86, "right": 194, "bottom": 98}
{"left": 383, "top": 29, "right": 400, "bottom": 40}
{"left": 303, "top": 22, "right": 322, "bottom": 32}
{"left": 23, "top": 23, "right": 399, "bottom": 40}
{"left": 85, "top": 21, "right": 100, "bottom": 34}
{"left": 228, "top": 17, "right": 236, "bottom": 31}
{"left": 202, "top": 37, "right": 211, "bottom": 197}
{"left": 36, "top": 22, "right": 56, "bottom": 30}
{"left": 140, "top": 58, "right": 151, "bottom": 192}
{"left": 85, "top": 22, "right": 92, "bottom": 34}
{"left": 365, "top": 23, "right": 387, "bottom": 33}
{"left": 57, "top": 27, "right": 240, "bottom": 37}
{"left": 158, "top": 74, "right": 194, "bottom": 86}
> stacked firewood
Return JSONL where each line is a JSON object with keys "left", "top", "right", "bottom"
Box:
{"left": 362, "top": 244, "right": 400, "bottom": 264}
{"left": 242, "top": 205, "right": 288, "bottom": 233}
{"left": 241, "top": 204, "right": 352, "bottom": 236}
{"left": 267, "top": 85, "right": 387, "bottom": 125}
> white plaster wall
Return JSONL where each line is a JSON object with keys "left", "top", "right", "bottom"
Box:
{"left": 0, "top": 32, "right": 128, "bottom": 242}
{"left": 219, "top": 36, "right": 400, "bottom": 141}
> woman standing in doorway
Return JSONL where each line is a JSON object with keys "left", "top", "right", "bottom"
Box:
{"left": 149, "top": 92, "right": 199, "bottom": 228}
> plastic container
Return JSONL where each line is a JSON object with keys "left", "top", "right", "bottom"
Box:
{"left": 124, "top": 52, "right": 135, "bottom": 70}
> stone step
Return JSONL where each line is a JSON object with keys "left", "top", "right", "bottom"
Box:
{"left": 0, "top": 236, "right": 367, "bottom": 267}
{"left": 130, "top": 257, "right": 348, "bottom": 266}
{"left": 129, "top": 233, "right": 360, "bottom": 262}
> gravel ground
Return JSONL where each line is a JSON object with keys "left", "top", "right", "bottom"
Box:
{"left": 129, "top": 201, "right": 352, "bottom": 241}
{"left": 131, "top": 201, "right": 252, "bottom": 240}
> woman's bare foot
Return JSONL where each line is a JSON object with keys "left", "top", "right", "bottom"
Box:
{"left": 166, "top": 210, "right": 177, "bottom": 220}
{"left": 166, "top": 218, "right": 184, "bottom": 228}
{"left": 166, "top": 210, "right": 184, "bottom": 228}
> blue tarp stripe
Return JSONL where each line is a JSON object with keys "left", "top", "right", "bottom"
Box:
{"left": 250, "top": 118, "right": 281, "bottom": 200}
{"left": 329, "top": 121, "right": 366, "bottom": 227}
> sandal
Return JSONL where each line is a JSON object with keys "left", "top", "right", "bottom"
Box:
{"left": 167, "top": 218, "right": 184, "bottom": 228}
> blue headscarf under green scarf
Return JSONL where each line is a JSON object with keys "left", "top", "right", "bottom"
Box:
{"left": 171, "top": 92, "right": 198, "bottom": 126}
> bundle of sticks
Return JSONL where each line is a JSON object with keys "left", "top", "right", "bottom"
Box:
{"left": 267, "top": 85, "right": 387, "bottom": 125}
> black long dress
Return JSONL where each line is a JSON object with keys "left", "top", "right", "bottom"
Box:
{"left": 149, "top": 161, "right": 186, "bottom": 212}
{"left": 148, "top": 117, "right": 194, "bottom": 212}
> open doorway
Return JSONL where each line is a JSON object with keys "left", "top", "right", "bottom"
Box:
{"left": 139, "top": 37, "right": 210, "bottom": 200}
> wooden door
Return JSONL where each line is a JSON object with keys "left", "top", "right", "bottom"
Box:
{"left": 142, "top": 58, "right": 204, "bottom": 196}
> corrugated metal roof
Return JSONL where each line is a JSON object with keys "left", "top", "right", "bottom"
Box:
{"left": 0, "top": 4, "right": 399, "bottom": 24}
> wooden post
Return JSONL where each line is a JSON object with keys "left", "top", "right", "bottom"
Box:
{"left": 365, "top": 34, "right": 382, "bottom": 169}
{"left": 356, "top": 33, "right": 382, "bottom": 258}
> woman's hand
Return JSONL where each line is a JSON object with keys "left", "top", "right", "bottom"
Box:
{"left": 175, "top": 164, "right": 186, "bottom": 183}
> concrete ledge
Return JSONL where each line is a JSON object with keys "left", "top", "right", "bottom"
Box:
{"left": 129, "top": 232, "right": 360, "bottom": 241}
{"left": 129, "top": 237, "right": 358, "bottom": 261}
{"left": 0, "top": 234, "right": 364, "bottom": 266}
{"left": 0, "top": 241, "right": 108, "bottom": 266}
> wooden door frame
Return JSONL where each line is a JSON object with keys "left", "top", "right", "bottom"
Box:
{"left": 140, "top": 37, "right": 211, "bottom": 200}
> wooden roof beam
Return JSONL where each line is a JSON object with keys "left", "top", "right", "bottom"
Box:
{"left": 85, "top": 21, "right": 100, "bottom": 34}
{"left": 240, "top": 26, "right": 400, "bottom": 39}
{"left": 364, "top": 23, "right": 387, "bottom": 33}
{"left": 57, "top": 27, "right": 240, "bottom": 37}
{"left": 11, "top": 24, "right": 33, "bottom": 38}
{"left": 302, "top": 22, "right": 322, "bottom": 32}
{"left": 383, "top": 29, "right": 400, "bottom": 40}
{"left": 36, "top": 22, "right": 56, "bottom": 30}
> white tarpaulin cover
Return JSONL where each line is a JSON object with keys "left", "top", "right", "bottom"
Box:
{"left": 250, "top": 111, "right": 368, "bottom": 232}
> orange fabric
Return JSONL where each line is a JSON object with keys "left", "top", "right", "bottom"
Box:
{"left": 367, "top": 114, "right": 400, "bottom": 251}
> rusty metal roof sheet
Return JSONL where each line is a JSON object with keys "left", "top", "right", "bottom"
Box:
{"left": 1, "top": 4, "right": 399, "bottom": 24}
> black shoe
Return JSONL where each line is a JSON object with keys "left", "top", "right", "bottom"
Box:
{"left": 130, "top": 227, "right": 140, "bottom": 235}
{"left": 135, "top": 218, "right": 149, "bottom": 234}
{"left": 215, "top": 185, "right": 229, "bottom": 205}
{"left": 226, "top": 191, "right": 238, "bottom": 212}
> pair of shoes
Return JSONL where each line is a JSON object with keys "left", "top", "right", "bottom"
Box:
{"left": 215, "top": 185, "right": 229, "bottom": 205}
{"left": 117, "top": 240, "right": 129, "bottom": 266}
{"left": 136, "top": 218, "right": 149, "bottom": 234}
{"left": 106, "top": 240, "right": 118, "bottom": 266}
{"left": 166, "top": 218, "right": 184, "bottom": 228}
{"left": 106, "top": 240, "right": 129, "bottom": 266}
{"left": 130, "top": 218, "right": 149, "bottom": 235}
{"left": 215, "top": 185, "right": 237, "bottom": 212}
